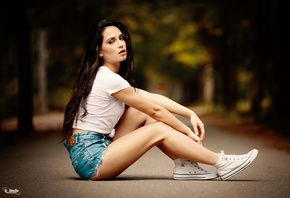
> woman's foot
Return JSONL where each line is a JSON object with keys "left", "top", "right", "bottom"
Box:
{"left": 173, "top": 158, "right": 218, "bottom": 180}
{"left": 214, "top": 149, "right": 259, "bottom": 181}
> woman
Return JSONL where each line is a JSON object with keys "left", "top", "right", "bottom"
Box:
{"left": 62, "top": 19, "right": 258, "bottom": 181}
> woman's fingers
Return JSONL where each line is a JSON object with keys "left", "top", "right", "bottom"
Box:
{"left": 187, "top": 133, "right": 201, "bottom": 145}
{"left": 193, "top": 124, "right": 199, "bottom": 137}
{"left": 199, "top": 124, "right": 205, "bottom": 142}
{"left": 190, "top": 114, "right": 205, "bottom": 144}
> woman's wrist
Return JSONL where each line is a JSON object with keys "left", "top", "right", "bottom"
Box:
{"left": 188, "top": 109, "right": 196, "bottom": 118}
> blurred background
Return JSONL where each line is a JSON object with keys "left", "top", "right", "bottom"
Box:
{"left": 0, "top": 0, "right": 289, "bottom": 137}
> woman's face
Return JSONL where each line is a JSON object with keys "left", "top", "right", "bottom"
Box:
{"left": 99, "top": 26, "right": 127, "bottom": 67}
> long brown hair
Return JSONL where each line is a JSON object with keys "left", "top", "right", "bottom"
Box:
{"left": 61, "top": 19, "right": 136, "bottom": 142}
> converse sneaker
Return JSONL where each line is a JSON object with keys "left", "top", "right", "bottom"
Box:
{"left": 214, "top": 149, "right": 258, "bottom": 181}
{"left": 173, "top": 158, "right": 218, "bottom": 180}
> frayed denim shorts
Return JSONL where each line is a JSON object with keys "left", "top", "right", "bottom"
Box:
{"left": 64, "top": 131, "right": 112, "bottom": 180}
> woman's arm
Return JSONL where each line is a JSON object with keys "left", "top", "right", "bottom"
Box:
{"left": 112, "top": 87, "right": 201, "bottom": 144}
{"left": 136, "top": 89, "right": 192, "bottom": 117}
{"left": 136, "top": 89, "right": 205, "bottom": 142}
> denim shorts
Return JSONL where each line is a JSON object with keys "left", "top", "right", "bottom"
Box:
{"left": 64, "top": 131, "right": 112, "bottom": 180}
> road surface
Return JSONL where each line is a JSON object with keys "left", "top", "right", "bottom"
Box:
{"left": 0, "top": 117, "right": 289, "bottom": 198}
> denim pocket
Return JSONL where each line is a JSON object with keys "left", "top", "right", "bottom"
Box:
{"left": 84, "top": 140, "right": 106, "bottom": 161}
{"left": 71, "top": 151, "right": 94, "bottom": 179}
{"left": 69, "top": 142, "right": 84, "bottom": 160}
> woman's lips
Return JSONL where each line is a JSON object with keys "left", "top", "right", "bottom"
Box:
{"left": 119, "top": 49, "right": 126, "bottom": 54}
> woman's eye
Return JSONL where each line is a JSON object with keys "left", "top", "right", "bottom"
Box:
{"left": 108, "top": 40, "right": 114, "bottom": 44}
{"left": 120, "top": 35, "right": 124, "bottom": 40}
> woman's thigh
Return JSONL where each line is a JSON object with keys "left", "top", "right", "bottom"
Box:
{"left": 113, "top": 107, "right": 153, "bottom": 141}
{"left": 92, "top": 122, "right": 169, "bottom": 180}
{"left": 114, "top": 107, "right": 177, "bottom": 159}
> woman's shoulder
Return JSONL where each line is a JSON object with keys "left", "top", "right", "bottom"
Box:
{"left": 97, "top": 66, "right": 123, "bottom": 81}
{"left": 94, "top": 66, "right": 130, "bottom": 94}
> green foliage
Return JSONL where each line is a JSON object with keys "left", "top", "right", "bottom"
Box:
{"left": 165, "top": 23, "right": 211, "bottom": 67}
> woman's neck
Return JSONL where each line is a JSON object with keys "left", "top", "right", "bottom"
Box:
{"left": 103, "top": 62, "right": 120, "bottom": 73}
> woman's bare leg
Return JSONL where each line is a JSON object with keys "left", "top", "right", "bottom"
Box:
{"left": 92, "top": 118, "right": 219, "bottom": 180}
{"left": 113, "top": 107, "right": 177, "bottom": 159}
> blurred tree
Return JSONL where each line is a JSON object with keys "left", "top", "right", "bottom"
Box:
{"left": 1, "top": 0, "right": 288, "bottom": 135}
{"left": 1, "top": 0, "right": 34, "bottom": 131}
{"left": 251, "top": 0, "right": 290, "bottom": 133}
{"left": 36, "top": 29, "right": 48, "bottom": 114}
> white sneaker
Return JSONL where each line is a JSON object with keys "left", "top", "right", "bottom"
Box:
{"left": 173, "top": 158, "right": 218, "bottom": 180}
{"left": 214, "top": 149, "right": 258, "bottom": 181}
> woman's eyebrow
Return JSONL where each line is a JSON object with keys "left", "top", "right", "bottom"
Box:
{"left": 105, "top": 34, "right": 123, "bottom": 42}
{"left": 105, "top": 36, "right": 116, "bottom": 42}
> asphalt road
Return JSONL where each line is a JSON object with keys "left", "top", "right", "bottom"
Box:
{"left": 0, "top": 117, "right": 289, "bottom": 198}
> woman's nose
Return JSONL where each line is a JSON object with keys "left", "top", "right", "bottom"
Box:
{"left": 118, "top": 40, "right": 125, "bottom": 48}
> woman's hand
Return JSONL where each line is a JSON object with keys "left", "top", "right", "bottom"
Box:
{"left": 189, "top": 112, "right": 205, "bottom": 145}
{"left": 186, "top": 130, "right": 202, "bottom": 145}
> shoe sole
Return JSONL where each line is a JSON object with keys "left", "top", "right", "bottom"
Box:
{"left": 173, "top": 172, "right": 219, "bottom": 180}
{"left": 220, "top": 149, "right": 258, "bottom": 181}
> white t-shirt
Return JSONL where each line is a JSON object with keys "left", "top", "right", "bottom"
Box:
{"left": 73, "top": 66, "right": 131, "bottom": 137}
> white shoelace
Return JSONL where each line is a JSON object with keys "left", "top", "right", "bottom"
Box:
{"left": 185, "top": 161, "right": 207, "bottom": 172}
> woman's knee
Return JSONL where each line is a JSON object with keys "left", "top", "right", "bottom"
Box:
{"left": 149, "top": 121, "right": 173, "bottom": 137}
{"left": 127, "top": 107, "right": 148, "bottom": 121}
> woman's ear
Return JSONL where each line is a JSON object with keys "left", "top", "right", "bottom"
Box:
{"left": 99, "top": 51, "right": 103, "bottom": 57}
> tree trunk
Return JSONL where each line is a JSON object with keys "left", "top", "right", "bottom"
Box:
{"left": 202, "top": 63, "right": 215, "bottom": 105}
{"left": 14, "top": 0, "right": 34, "bottom": 131}
{"left": 37, "top": 30, "right": 48, "bottom": 114}
{"left": 251, "top": 0, "right": 268, "bottom": 118}
{"left": 217, "top": 1, "right": 238, "bottom": 111}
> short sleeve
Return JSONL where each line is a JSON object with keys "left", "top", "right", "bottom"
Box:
{"left": 103, "top": 72, "right": 131, "bottom": 95}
